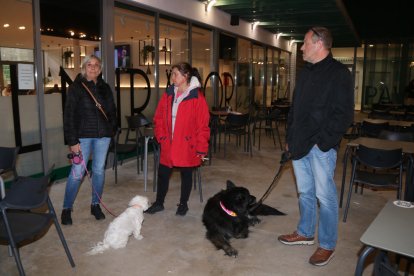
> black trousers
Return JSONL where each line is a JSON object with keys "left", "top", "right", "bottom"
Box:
{"left": 155, "top": 164, "right": 193, "bottom": 205}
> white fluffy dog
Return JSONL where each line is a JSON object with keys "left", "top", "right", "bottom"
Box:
{"left": 87, "top": 195, "right": 149, "bottom": 255}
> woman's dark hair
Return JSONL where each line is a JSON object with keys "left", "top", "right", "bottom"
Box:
{"left": 171, "top": 62, "right": 202, "bottom": 84}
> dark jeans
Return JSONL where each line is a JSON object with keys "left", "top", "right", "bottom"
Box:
{"left": 155, "top": 164, "right": 193, "bottom": 205}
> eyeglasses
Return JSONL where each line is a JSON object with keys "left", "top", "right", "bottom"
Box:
{"left": 311, "top": 28, "right": 321, "bottom": 39}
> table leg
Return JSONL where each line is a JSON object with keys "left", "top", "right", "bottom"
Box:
{"left": 144, "top": 136, "right": 149, "bottom": 192}
{"left": 355, "top": 246, "right": 375, "bottom": 276}
{"left": 339, "top": 145, "right": 351, "bottom": 208}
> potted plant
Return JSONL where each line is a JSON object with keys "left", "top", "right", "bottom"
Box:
{"left": 141, "top": 45, "right": 155, "bottom": 64}
{"left": 141, "top": 45, "right": 155, "bottom": 75}
{"left": 63, "top": 50, "right": 73, "bottom": 67}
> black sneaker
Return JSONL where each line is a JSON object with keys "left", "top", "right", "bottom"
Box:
{"left": 61, "top": 209, "right": 72, "bottom": 225}
{"left": 176, "top": 203, "right": 188, "bottom": 216}
{"left": 91, "top": 204, "right": 105, "bottom": 220}
{"left": 145, "top": 202, "right": 164, "bottom": 214}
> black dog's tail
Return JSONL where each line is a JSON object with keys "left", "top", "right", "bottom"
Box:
{"left": 249, "top": 203, "right": 286, "bottom": 216}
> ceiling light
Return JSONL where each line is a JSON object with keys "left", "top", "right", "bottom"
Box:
{"left": 3, "top": 23, "right": 10, "bottom": 28}
{"left": 69, "top": 30, "right": 75, "bottom": 36}
{"left": 18, "top": 26, "right": 26, "bottom": 30}
{"left": 205, "top": 0, "right": 216, "bottom": 12}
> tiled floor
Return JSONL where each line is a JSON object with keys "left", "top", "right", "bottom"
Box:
{"left": 1, "top": 118, "right": 411, "bottom": 275}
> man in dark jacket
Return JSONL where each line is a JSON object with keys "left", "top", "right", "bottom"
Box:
{"left": 278, "top": 27, "right": 354, "bottom": 266}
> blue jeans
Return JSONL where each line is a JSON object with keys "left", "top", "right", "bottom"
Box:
{"left": 63, "top": 137, "right": 111, "bottom": 209}
{"left": 292, "top": 145, "right": 338, "bottom": 250}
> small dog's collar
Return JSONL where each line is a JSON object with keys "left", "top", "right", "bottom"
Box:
{"left": 220, "top": 201, "right": 237, "bottom": 217}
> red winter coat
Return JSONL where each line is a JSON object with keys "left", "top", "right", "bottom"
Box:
{"left": 153, "top": 86, "right": 210, "bottom": 168}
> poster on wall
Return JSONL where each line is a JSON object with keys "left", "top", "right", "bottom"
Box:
{"left": 17, "top": 63, "right": 35, "bottom": 90}
{"left": 115, "top": 45, "right": 131, "bottom": 69}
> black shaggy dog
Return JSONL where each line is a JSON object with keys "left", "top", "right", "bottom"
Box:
{"left": 202, "top": 180, "right": 285, "bottom": 257}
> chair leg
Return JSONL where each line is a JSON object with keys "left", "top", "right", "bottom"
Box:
{"left": 193, "top": 167, "right": 203, "bottom": 202}
{"left": 12, "top": 247, "right": 25, "bottom": 276}
{"left": 49, "top": 198, "right": 75, "bottom": 268}
{"left": 343, "top": 166, "right": 357, "bottom": 222}
{"left": 258, "top": 121, "right": 262, "bottom": 150}
{"left": 198, "top": 167, "right": 203, "bottom": 202}
{"left": 152, "top": 143, "right": 160, "bottom": 192}
{"left": 273, "top": 121, "right": 283, "bottom": 150}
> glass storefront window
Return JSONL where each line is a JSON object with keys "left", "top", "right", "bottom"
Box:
{"left": 114, "top": 6, "right": 156, "bottom": 125}
{"left": 159, "top": 15, "right": 188, "bottom": 86}
{"left": 252, "top": 44, "right": 265, "bottom": 106}
{"left": 266, "top": 48, "right": 273, "bottom": 106}
{"left": 218, "top": 33, "right": 236, "bottom": 110}
{"left": 278, "top": 51, "right": 290, "bottom": 100}
{"left": 237, "top": 38, "right": 252, "bottom": 112}
{"left": 192, "top": 25, "right": 212, "bottom": 107}
{"left": 362, "top": 44, "right": 403, "bottom": 110}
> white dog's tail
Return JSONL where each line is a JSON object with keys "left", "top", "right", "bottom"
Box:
{"left": 87, "top": 241, "right": 110, "bottom": 255}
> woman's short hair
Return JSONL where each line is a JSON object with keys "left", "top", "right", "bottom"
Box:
{"left": 310, "top": 26, "right": 333, "bottom": 49}
{"left": 171, "top": 62, "right": 201, "bottom": 84}
{"left": 81, "top": 54, "right": 103, "bottom": 77}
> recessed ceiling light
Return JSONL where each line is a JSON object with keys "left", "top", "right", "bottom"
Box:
{"left": 18, "top": 26, "right": 26, "bottom": 30}
{"left": 3, "top": 23, "right": 10, "bottom": 28}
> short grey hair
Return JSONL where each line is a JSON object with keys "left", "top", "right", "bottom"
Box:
{"left": 81, "top": 54, "right": 103, "bottom": 77}
{"left": 309, "top": 26, "right": 332, "bottom": 49}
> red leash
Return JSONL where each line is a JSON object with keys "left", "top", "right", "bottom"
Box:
{"left": 71, "top": 160, "right": 118, "bottom": 217}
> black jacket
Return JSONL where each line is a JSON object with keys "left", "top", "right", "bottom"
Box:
{"left": 64, "top": 74, "right": 117, "bottom": 146}
{"left": 286, "top": 54, "right": 354, "bottom": 160}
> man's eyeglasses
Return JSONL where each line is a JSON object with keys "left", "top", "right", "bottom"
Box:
{"left": 311, "top": 28, "right": 321, "bottom": 39}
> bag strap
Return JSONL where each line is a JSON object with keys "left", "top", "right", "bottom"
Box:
{"left": 81, "top": 82, "right": 109, "bottom": 121}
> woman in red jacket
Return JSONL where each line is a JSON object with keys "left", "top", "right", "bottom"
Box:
{"left": 146, "top": 62, "right": 210, "bottom": 216}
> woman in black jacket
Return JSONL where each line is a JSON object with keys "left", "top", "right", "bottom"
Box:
{"left": 61, "top": 54, "right": 117, "bottom": 225}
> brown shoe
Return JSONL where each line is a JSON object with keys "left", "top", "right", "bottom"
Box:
{"left": 278, "top": 231, "right": 314, "bottom": 245}
{"left": 309, "top": 247, "right": 335, "bottom": 266}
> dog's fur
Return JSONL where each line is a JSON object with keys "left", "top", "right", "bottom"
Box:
{"left": 202, "top": 180, "right": 285, "bottom": 257}
{"left": 87, "top": 195, "right": 149, "bottom": 255}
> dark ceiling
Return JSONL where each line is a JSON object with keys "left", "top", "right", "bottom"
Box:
{"left": 207, "top": 0, "right": 414, "bottom": 47}
{"left": 38, "top": 0, "right": 413, "bottom": 48}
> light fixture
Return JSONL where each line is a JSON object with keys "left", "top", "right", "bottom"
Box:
{"left": 18, "top": 26, "right": 26, "bottom": 30}
{"left": 3, "top": 23, "right": 10, "bottom": 28}
{"left": 205, "top": 0, "right": 216, "bottom": 12}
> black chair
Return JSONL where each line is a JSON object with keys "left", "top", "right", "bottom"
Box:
{"left": 360, "top": 120, "right": 389, "bottom": 138}
{"left": 0, "top": 167, "right": 75, "bottom": 275}
{"left": 223, "top": 113, "right": 252, "bottom": 157}
{"left": 273, "top": 105, "right": 290, "bottom": 130}
{"left": 0, "top": 146, "right": 20, "bottom": 198}
{"left": 108, "top": 128, "right": 137, "bottom": 184}
{"left": 343, "top": 122, "right": 360, "bottom": 141}
{"left": 125, "top": 114, "right": 152, "bottom": 172}
{"left": 368, "top": 109, "right": 394, "bottom": 120}
{"left": 252, "top": 107, "right": 283, "bottom": 150}
{"left": 343, "top": 145, "right": 404, "bottom": 222}
{"left": 378, "top": 129, "right": 414, "bottom": 142}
